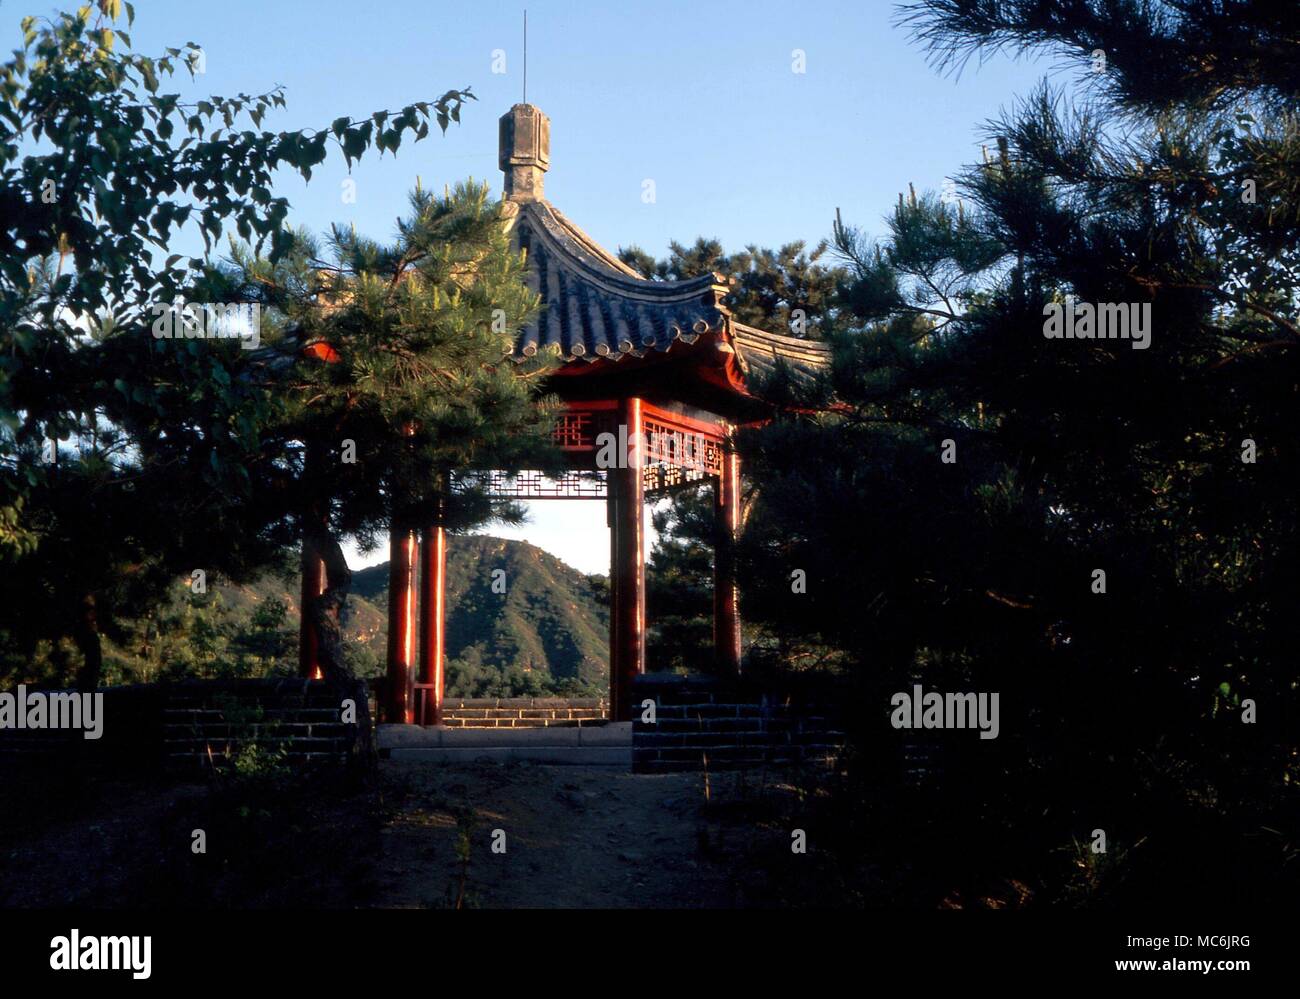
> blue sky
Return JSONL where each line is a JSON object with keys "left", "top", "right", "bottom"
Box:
{"left": 54, "top": 0, "right": 1056, "bottom": 573}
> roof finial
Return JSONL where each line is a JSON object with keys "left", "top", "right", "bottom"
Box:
{"left": 499, "top": 103, "right": 549, "bottom": 203}
{"left": 523, "top": 9, "right": 528, "bottom": 105}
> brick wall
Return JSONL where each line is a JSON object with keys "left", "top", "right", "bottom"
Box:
{"left": 5, "top": 677, "right": 848, "bottom": 773}
{"left": 441, "top": 697, "right": 609, "bottom": 728}
{"left": 162, "top": 679, "right": 363, "bottom": 768}
{"left": 0, "top": 679, "right": 363, "bottom": 772}
{"left": 631, "top": 673, "right": 847, "bottom": 773}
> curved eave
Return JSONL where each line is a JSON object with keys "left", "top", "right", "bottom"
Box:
{"left": 506, "top": 199, "right": 731, "bottom": 366}
{"left": 730, "top": 321, "right": 832, "bottom": 391}
{"left": 500, "top": 197, "right": 833, "bottom": 417}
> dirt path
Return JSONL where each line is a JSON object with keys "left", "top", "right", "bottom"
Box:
{"left": 0, "top": 760, "right": 824, "bottom": 909}
{"left": 374, "top": 761, "right": 751, "bottom": 908}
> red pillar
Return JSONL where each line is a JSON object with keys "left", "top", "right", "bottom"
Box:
{"left": 384, "top": 527, "right": 418, "bottom": 724}
{"left": 417, "top": 513, "right": 447, "bottom": 726}
{"left": 606, "top": 472, "right": 620, "bottom": 722}
{"left": 609, "top": 397, "right": 646, "bottom": 721}
{"left": 298, "top": 546, "right": 325, "bottom": 679}
{"left": 713, "top": 439, "right": 742, "bottom": 675}
{"left": 299, "top": 440, "right": 327, "bottom": 680}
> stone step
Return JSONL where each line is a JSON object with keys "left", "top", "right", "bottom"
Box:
{"left": 378, "top": 722, "right": 632, "bottom": 750}
{"left": 386, "top": 746, "right": 632, "bottom": 766}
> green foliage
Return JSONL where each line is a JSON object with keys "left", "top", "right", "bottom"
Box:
{"left": 257, "top": 178, "right": 562, "bottom": 555}
{"left": 618, "top": 237, "right": 847, "bottom": 339}
{"left": 645, "top": 490, "right": 716, "bottom": 674}
{"left": 0, "top": 1, "right": 476, "bottom": 686}
{"left": 767, "top": 7, "right": 1300, "bottom": 723}
{"left": 207, "top": 692, "right": 290, "bottom": 779}
{"left": 1, "top": 569, "right": 299, "bottom": 685}
{"left": 1, "top": 533, "right": 610, "bottom": 695}
{"left": 727, "top": 0, "right": 1300, "bottom": 908}
{"left": 229, "top": 740, "right": 290, "bottom": 781}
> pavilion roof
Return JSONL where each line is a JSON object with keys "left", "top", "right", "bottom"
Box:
{"left": 502, "top": 196, "right": 831, "bottom": 394}
{"left": 504, "top": 198, "right": 727, "bottom": 362}
{"left": 494, "top": 103, "right": 829, "bottom": 401}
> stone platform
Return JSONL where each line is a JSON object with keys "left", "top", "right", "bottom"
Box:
{"left": 439, "top": 696, "right": 608, "bottom": 728}
{"left": 378, "top": 722, "right": 632, "bottom": 766}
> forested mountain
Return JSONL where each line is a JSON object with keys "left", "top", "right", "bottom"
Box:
{"left": 349, "top": 536, "right": 610, "bottom": 697}
{"left": 6, "top": 537, "right": 610, "bottom": 698}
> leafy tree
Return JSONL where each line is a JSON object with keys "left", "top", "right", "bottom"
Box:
{"left": 0, "top": 1, "right": 472, "bottom": 688}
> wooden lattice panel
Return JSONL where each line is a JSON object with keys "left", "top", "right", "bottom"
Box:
{"left": 643, "top": 463, "right": 711, "bottom": 495}
{"left": 467, "top": 404, "right": 728, "bottom": 498}
{"left": 453, "top": 470, "right": 608, "bottom": 499}
{"left": 552, "top": 411, "right": 600, "bottom": 450}
{"left": 642, "top": 419, "right": 723, "bottom": 475}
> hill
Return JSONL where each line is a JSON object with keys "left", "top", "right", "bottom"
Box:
{"left": 83, "top": 537, "right": 609, "bottom": 697}
{"left": 346, "top": 535, "right": 610, "bottom": 697}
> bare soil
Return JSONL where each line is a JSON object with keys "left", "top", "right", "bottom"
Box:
{"left": 0, "top": 760, "right": 837, "bottom": 909}
{"left": 376, "top": 761, "right": 750, "bottom": 908}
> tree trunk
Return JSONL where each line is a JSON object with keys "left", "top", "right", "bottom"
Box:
{"left": 73, "top": 592, "right": 103, "bottom": 691}
{"left": 304, "top": 524, "right": 376, "bottom": 765}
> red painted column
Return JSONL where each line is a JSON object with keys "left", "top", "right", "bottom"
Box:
{"left": 417, "top": 512, "right": 447, "bottom": 727}
{"left": 610, "top": 397, "right": 646, "bottom": 721}
{"left": 298, "top": 546, "right": 325, "bottom": 679}
{"left": 606, "top": 469, "right": 621, "bottom": 722}
{"left": 713, "top": 438, "right": 742, "bottom": 675}
{"left": 384, "top": 527, "right": 418, "bottom": 724}
{"left": 606, "top": 470, "right": 621, "bottom": 721}
{"left": 299, "top": 440, "right": 327, "bottom": 680}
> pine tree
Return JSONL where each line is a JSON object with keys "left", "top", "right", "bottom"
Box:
{"left": 734, "top": 0, "right": 1299, "bottom": 905}
{"left": 618, "top": 237, "right": 847, "bottom": 338}
{"left": 223, "top": 180, "right": 560, "bottom": 756}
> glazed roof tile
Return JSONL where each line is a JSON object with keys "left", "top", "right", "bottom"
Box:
{"left": 505, "top": 199, "right": 831, "bottom": 390}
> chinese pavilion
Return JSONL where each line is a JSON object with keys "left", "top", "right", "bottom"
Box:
{"left": 300, "top": 104, "right": 830, "bottom": 724}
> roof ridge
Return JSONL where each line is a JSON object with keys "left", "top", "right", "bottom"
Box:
{"left": 535, "top": 200, "right": 645, "bottom": 279}
{"left": 522, "top": 201, "right": 726, "bottom": 304}
{"left": 731, "top": 320, "right": 833, "bottom": 355}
